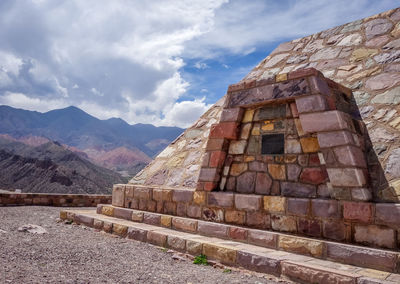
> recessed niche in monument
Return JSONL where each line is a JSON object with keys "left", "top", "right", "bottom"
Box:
{"left": 261, "top": 134, "right": 284, "bottom": 155}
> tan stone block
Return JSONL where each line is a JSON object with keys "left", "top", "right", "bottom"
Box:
{"left": 225, "top": 210, "right": 245, "bottom": 225}
{"left": 132, "top": 212, "right": 144, "bottom": 222}
{"left": 101, "top": 206, "right": 114, "bottom": 216}
{"left": 167, "top": 236, "right": 186, "bottom": 252}
{"left": 285, "top": 155, "right": 297, "bottom": 163}
{"left": 300, "top": 137, "right": 319, "bottom": 153}
{"left": 354, "top": 224, "right": 395, "bottom": 249}
{"left": 186, "top": 240, "right": 203, "bottom": 255}
{"left": 147, "top": 231, "right": 167, "bottom": 247}
{"left": 268, "top": 164, "right": 286, "bottom": 180}
{"left": 264, "top": 196, "right": 286, "bottom": 213}
{"left": 357, "top": 268, "right": 391, "bottom": 280}
{"left": 229, "top": 140, "right": 247, "bottom": 154}
{"left": 203, "top": 243, "right": 237, "bottom": 265}
{"left": 240, "top": 123, "right": 252, "bottom": 139}
{"left": 112, "top": 184, "right": 125, "bottom": 207}
{"left": 294, "top": 118, "right": 305, "bottom": 136}
{"left": 276, "top": 73, "right": 288, "bottom": 82}
{"left": 271, "top": 215, "right": 297, "bottom": 232}
{"left": 59, "top": 211, "right": 67, "bottom": 220}
{"left": 112, "top": 223, "right": 128, "bottom": 237}
{"left": 230, "top": 163, "right": 248, "bottom": 176}
{"left": 161, "top": 216, "right": 172, "bottom": 227}
{"left": 244, "top": 155, "right": 255, "bottom": 162}
{"left": 350, "top": 48, "right": 378, "bottom": 62}
{"left": 193, "top": 191, "right": 206, "bottom": 205}
{"left": 242, "top": 109, "right": 255, "bottom": 123}
{"left": 251, "top": 124, "right": 260, "bottom": 135}
{"left": 279, "top": 236, "right": 323, "bottom": 258}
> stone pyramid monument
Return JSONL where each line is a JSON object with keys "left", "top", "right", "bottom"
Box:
{"left": 62, "top": 7, "right": 400, "bottom": 283}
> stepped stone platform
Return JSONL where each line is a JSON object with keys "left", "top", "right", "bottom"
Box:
{"left": 62, "top": 7, "right": 400, "bottom": 282}
{"left": 61, "top": 206, "right": 400, "bottom": 283}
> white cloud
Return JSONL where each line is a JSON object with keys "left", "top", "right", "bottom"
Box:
{"left": 0, "top": 92, "right": 68, "bottom": 112}
{"left": 194, "top": 62, "right": 209, "bottom": 69}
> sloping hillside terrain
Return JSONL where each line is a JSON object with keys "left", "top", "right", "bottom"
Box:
{"left": 0, "top": 138, "right": 126, "bottom": 194}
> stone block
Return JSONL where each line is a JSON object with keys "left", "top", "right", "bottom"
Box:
{"left": 127, "top": 227, "right": 147, "bottom": 242}
{"left": 186, "top": 240, "right": 203, "bottom": 255}
{"left": 298, "top": 219, "right": 322, "bottom": 237}
{"left": 220, "top": 108, "right": 244, "bottom": 122}
{"left": 172, "top": 217, "right": 197, "bottom": 232}
{"left": 112, "top": 185, "right": 125, "bottom": 207}
{"left": 209, "top": 151, "right": 226, "bottom": 167}
{"left": 281, "top": 182, "right": 316, "bottom": 198}
{"left": 254, "top": 104, "right": 286, "bottom": 120}
{"left": 333, "top": 146, "right": 367, "bottom": 168}
{"left": 281, "top": 261, "right": 357, "bottom": 284}
{"left": 299, "top": 111, "right": 351, "bottom": 133}
{"left": 287, "top": 164, "right": 301, "bottom": 181}
{"left": 323, "top": 220, "right": 348, "bottom": 241}
{"left": 134, "top": 187, "right": 152, "bottom": 200}
{"left": 255, "top": 172, "right": 272, "bottom": 194}
{"left": 228, "top": 140, "right": 246, "bottom": 155}
{"left": 228, "top": 227, "right": 247, "bottom": 240}
{"left": 263, "top": 196, "right": 286, "bottom": 213}
{"left": 167, "top": 236, "right": 186, "bottom": 252}
{"left": 206, "top": 138, "right": 228, "bottom": 151}
{"left": 285, "top": 139, "right": 302, "bottom": 154}
{"left": 112, "top": 223, "right": 128, "bottom": 237}
{"left": 187, "top": 204, "right": 201, "bottom": 218}
{"left": 300, "top": 167, "right": 328, "bottom": 185}
{"left": 161, "top": 215, "right": 172, "bottom": 227}
{"left": 317, "top": 130, "right": 355, "bottom": 148}
{"left": 309, "top": 75, "right": 331, "bottom": 96}
{"left": 268, "top": 164, "right": 286, "bottom": 180}
{"left": 351, "top": 188, "right": 372, "bottom": 201}
{"left": 193, "top": 191, "right": 206, "bottom": 205}
{"left": 300, "top": 137, "right": 320, "bottom": 153}
{"left": 172, "top": 190, "right": 193, "bottom": 203}
{"left": 230, "top": 163, "right": 248, "bottom": 176}
{"left": 152, "top": 189, "right": 172, "bottom": 202}
{"left": 235, "top": 194, "right": 262, "bottom": 211}
{"left": 132, "top": 211, "right": 144, "bottom": 222}
{"left": 202, "top": 243, "right": 237, "bottom": 265}
{"left": 312, "top": 199, "right": 340, "bottom": 218}
{"left": 242, "top": 109, "right": 255, "bottom": 123}
{"left": 326, "top": 243, "right": 398, "bottom": 272}
{"left": 279, "top": 236, "right": 324, "bottom": 258}
{"left": 343, "top": 201, "right": 373, "bottom": 223}
{"left": 207, "top": 192, "right": 233, "bottom": 207}
{"left": 287, "top": 198, "right": 310, "bottom": 216}
{"left": 249, "top": 161, "right": 267, "bottom": 172}
{"left": 93, "top": 219, "right": 103, "bottom": 230}
{"left": 271, "top": 215, "right": 297, "bottom": 233}
{"left": 296, "top": 94, "right": 328, "bottom": 113}
{"left": 147, "top": 231, "right": 167, "bottom": 247}
{"left": 75, "top": 214, "right": 94, "bottom": 227}
{"left": 237, "top": 251, "right": 281, "bottom": 276}
{"left": 202, "top": 207, "right": 224, "bottom": 222}
{"left": 198, "top": 168, "right": 220, "bottom": 182}
{"left": 375, "top": 204, "right": 400, "bottom": 225}
{"left": 198, "top": 221, "right": 228, "bottom": 238}
{"left": 176, "top": 202, "right": 187, "bottom": 217}
{"left": 354, "top": 224, "right": 395, "bottom": 249}
{"left": 113, "top": 207, "right": 133, "bottom": 220}
{"left": 143, "top": 213, "right": 161, "bottom": 226}
{"left": 327, "top": 168, "right": 367, "bottom": 187}
{"left": 101, "top": 206, "right": 114, "bottom": 217}
{"left": 236, "top": 172, "right": 256, "bottom": 193}
{"left": 240, "top": 123, "right": 252, "bottom": 139}
{"left": 209, "top": 122, "right": 239, "bottom": 139}
{"left": 246, "top": 211, "right": 270, "bottom": 229}
{"left": 248, "top": 230, "right": 277, "bottom": 248}
{"left": 225, "top": 210, "right": 245, "bottom": 225}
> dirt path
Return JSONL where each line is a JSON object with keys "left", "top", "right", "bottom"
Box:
{"left": 0, "top": 206, "right": 291, "bottom": 284}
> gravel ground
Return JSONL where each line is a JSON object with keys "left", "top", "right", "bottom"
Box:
{"left": 0, "top": 206, "right": 292, "bottom": 284}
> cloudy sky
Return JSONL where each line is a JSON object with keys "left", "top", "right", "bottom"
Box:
{"left": 0, "top": 0, "right": 398, "bottom": 127}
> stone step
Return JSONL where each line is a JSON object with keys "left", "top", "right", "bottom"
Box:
{"left": 60, "top": 209, "right": 400, "bottom": 284}
{"left": 95, "top": 204, "right": 400, "bottom": 274}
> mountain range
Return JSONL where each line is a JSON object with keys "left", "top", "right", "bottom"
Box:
{"left": 0, "top": 105, "right": 184, "bottom": 176}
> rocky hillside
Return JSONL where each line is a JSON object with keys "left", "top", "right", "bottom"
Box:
{"left": 0, "top": 138, "right": 126, "bottom": 194}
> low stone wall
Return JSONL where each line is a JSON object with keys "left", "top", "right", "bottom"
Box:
{"left": 0, "top": 192, "right": 111, "bottom": 207}
{"left": 113, "top": 184, "right": 400, "bottom": 251}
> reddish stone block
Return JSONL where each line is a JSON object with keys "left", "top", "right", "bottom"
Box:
{"left": 317, "top": 130, "right": 355, "bottom": 148}
{"left": 198, "top": 221, "right": 229, "bottom": 238}
{"left": 198, "top": 168, "right": 220, "bottom": 182}
{"left": 323, "top": 220, "right": 348, "bottom": 241}
{"left": 203, "top": 182, "right": 218, "bottom": 192}
{"left": 209, "top": 151, "right": 226, "bottom": 168}
{"left": 207, "top": 192, "right": 234, "bottom": 207}
{"left": 220, "top": 108, "right": 244, "bottom": 122}
{"left": 299, "top": 110, "right": 352, "bottom": 133}
{"left": 147, "top": 231, "right": 167, "bottom": 247}
{"left": 298, "top": 219, "right": 321, "bottom": 237}
{"left": 312, "top": 199, "right": 340, "bottom": 218}
{"left": 299, "top": 167, "right": 328, "bottom": 185}
{"left": 143, "top": 213, "right": 161, "bottom": 225}
{"left": 127, "top": 227, "right": 147, "bottom": 242}
{"left": 281, "top": 181, "right": 316, "bottom": 198}
{"left": 246, "top": 211, "right": 270, "bottom": 229}
{"left": 228, "top": 227, "right": 247, "bottom": 240}
{"left": 295, "top": 94, "right": 328, "bottom": 114}
{"left": 287, "top": 198, "right": 310, "bottom": 216}
{"left": 236, "top": 172, "right": 256, "bottom": 194}
{"left": 201, "top": 152, "right": 210, "bottom": 167}
{"left": 234, "top": 194, "right": 262, "bottom": 211}
{"left": 176, "top": 203, "right": 187, "bottom": 217}
{"left": 290, "top": 102, "right": 299, "bottom": 118}
{"left": 206, "top": 138, "right": 228, "bottom": 151}
{"left": 187, "top": 204, "right": 202, "bottom": 218}
{"left": 202, "top": 207, "right": 224, "bottom": 222}
{"left": 163, "top": 201, "right": 177, "bottom": 215}
{"left": 308, "top": 154, "right": 321, "bottom": 166}
{"left": 237, "top": 251, "right": 281, "bottom": 276}
{"left": 209, "top": 122, "right": 239, "bottom": 139}
{"left": 309, "top": 75, "right": 331, "bottom": 96}
{"left": 247, "top": 230, "right": 277, "bottom": 248}
{"left": 172, "top": 190, "right": 193, "bottom": 203}
{"left": 333, "top": 145, "right": 367, "bottom": 168}
{"left": 255, "top": 172, "right": 272, "bottom": 194}
{"left": 227, "top": 82, "right": 244, "bottom": 93}
{"left": 343, "top": 201, "right": 373, "bottom": 223}
{"left": 376, "top": 204, "right": 400, "bottom": 226}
